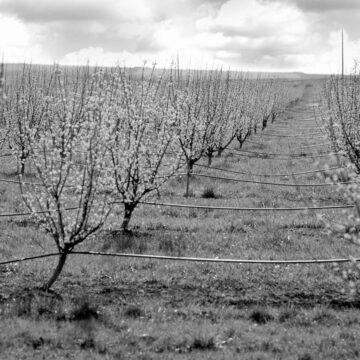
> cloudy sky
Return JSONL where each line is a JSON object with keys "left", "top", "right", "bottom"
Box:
{"left": 0, "top": 0, "right": 359, "bottom": 73}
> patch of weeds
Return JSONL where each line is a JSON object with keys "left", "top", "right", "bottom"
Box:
{"left": 281, "top": 191, "right": 302, "bottom": 202}
{"left": 201, "top": 186, "right": 218, "bottom": 199}
{"left": 154, "top": 332, "right": 217, "bottom": 354}
{"left": 124, "top": 304, "right": 144, "bottom": 318}
{"left": 153, "top": 336, "right": 188, "bottom": 354}
{"left": 159, "top": 189, "right": 177, "bottom": 197}
{"left": 79, "top": 337, "right": 96, "bottom": 350}
{"left": 146, "top": 222, "right": 168, "bottom": 231}
{"left": 158, "top": 234, "right": 187, "bottom": 256}
{"left": 278, "top": 306, "right": 298, "bottom": 323}
{"left": 70, "top": 297, "right": 99, "bottom": 321}
{"left": 260, "top": 340, "right": 282, "bottom": 353}
{"left": 243, "top": 218, "right": 266, "bottom": 229}
{"left": 22, "top": 333, "right": 51, "bottom": 350}
{"left": 190, "top": 334, "right": 217, "bottom": 351}
{"left": 160, "top": 208, "right": 180, "bottom": 218}
{"left": 246, "top": 191, "right": 258, "bottom": 199}
{"left": 255, "top": 197, "right": 280, "bottom": 208}
{"left": 261, "top": 225, "right": 292, "bottom": 250}
{"left": 183, "top": 189, "right": 195, "bottom": 198}
{"left": 293, "top": 311, "right": 313, "bottom": 327}
{"left": 9, "top": 288, "right": 64, "bottom": 319}
{"left": 224, "top": 222, "right": 246, "bottom": 234}
{"left": 249, "top": 308, "right": 274, "bottom": 324}
{"left": 311, "top": 307, "right": 337, "bottom": 325}
{"left": 282, "top": 221, "right": 324, "bottom": 229}
{"left": 188, "top": 209, "right": 198, "bottom": 219}
{"left": 101, "top": 230, "right": 148, "bottom": 253}
{"left": 0, "top": 263, "right": 18, "bottom": 276}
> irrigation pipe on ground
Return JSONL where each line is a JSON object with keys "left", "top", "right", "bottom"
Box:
{"left": 224, "top": 149, "right": 341, "bottom": 160}
{"left": 138, "top": 201, "right": 354, "bottom": 212}
{"left": 257, "top": 133, "right": 325, "bottom": 139}
{"left": 244, "top": 139, "right": 331, "bottom": 149}
{"left": 177, "top": 172, "right": 353, "bottom": 188}
{"left": 0, "top": 200, "right": 352, "bottom": 219}
{"left": 194, "top": 164, "right": 343, "bottom": 177}
{"left": 1, "top": 251, "right": 360, "bottom": 266}
{"left": 227, "top": 148, "right": 334, "bottom": 159}
{"left": 0, "top": 206, "right": 80, "bottom": 218}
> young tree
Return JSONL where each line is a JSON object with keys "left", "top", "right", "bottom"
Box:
{"left": 323, "top": 71, "right": 360, "bottom": 172}
{"left": 205, "top": 72, "right": 247, "bottom": 162}
{"left": 321, "top": 67, "right": 360, "bottom": 296}
{"left": 108, "top": 67, "right": 183, "bottom": 231}
{"left": 175, "top": 70, "right": 224, "bottom": 195}
{"left": 233, "top": 77, "right": 255, "bottom": 148}
{"left": 16, "top": 69, "right": 114, "bottom": 290}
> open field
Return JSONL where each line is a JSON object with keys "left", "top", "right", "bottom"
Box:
{"left": 1, "top": 79, "right": 360, "bottom": 359}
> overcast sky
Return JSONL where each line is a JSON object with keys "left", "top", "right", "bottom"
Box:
{"left": 0, "top": 0, "right": 359, "bottom": 73}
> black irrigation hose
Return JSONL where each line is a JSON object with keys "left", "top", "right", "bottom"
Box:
{"left": 0, "top": 198, "right": 353, "bottom": 219}
{"left": 0, "top": 206, "right": 80, "bottom": 218}
{"left": 176, "top": 172, "right": 354, "bottom": 188}
{"left": 138, "top": 200, "right": 354, "bottom": 212}
{"left": 0, "top": 178, "right": 45, "bottom": 186}
{"left": 245, "top": 139, "right": 331, "bottom": 149}
{"left": 257, "top": 133, "right": 325, "bottom": 139}
{"left": 0, "top": 253, "right": 59, "bottom": 265}
{"left": 2, "top": 250, "right": 360, "bottom": 266}
{"left": 71, "top": 251, "right": 360, "bottom": 265}
{"left": 0, "top": 177, "right": 78, "bottom": 188}
{"left": 194, "top": 163, "right": 343, "bottom": 177}
{"left": 227, "top": 147, "right": 334, "bottom": 159}
{"left": 224, "top": 148, "right": 341, "bottom": 160}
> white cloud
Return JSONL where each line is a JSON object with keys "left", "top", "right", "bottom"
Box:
{"left": 0, "top": 0, "right": 359, "bottom": 73}
{"left": 0, "top": 15, "right": 49, "bottom": 63}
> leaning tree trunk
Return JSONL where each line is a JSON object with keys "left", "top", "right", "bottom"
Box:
{"left": 42, "top": 250, "right": 69, "bottom": 291}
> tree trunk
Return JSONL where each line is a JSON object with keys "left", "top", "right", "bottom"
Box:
{"left": 207, "top": 153, "right": 213, "bottom": 166}
{"left": 18, "top": 154, "right": 27, "bottom": 176}
{"left": 185, "top": 160, "right": 194, "bottom": 198}
{"left": 121, "top": 204, "right": 134, "bottom": 232}
{"left": 217, "top": 148, "right": 223, "bottom": 157}
{"left": 262, "top": 117, "right": 268, "bottom": 130}
{"left": 42, "top": 251, "right": 68, "bottom": 291}
{"left": 20, "top": 162, "right": 26, "bottom": 176}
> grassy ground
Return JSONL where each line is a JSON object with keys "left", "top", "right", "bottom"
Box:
{"left": 1, "top": 80, "right": 360, "bottom": 359}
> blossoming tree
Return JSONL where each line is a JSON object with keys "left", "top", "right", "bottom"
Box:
{"left": 107, "top": 68, "right": 183, "bottom": 231}
{"left": 15, "top": 69, "right": 114, "bottom": 290}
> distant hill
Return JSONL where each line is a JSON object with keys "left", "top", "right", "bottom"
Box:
{"left": 2, "top": 63, "right": 329, "bottom": 81}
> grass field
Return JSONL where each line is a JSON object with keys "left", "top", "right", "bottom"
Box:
{"left": 1, "top": 80, "right": 360, "bottom": 359}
